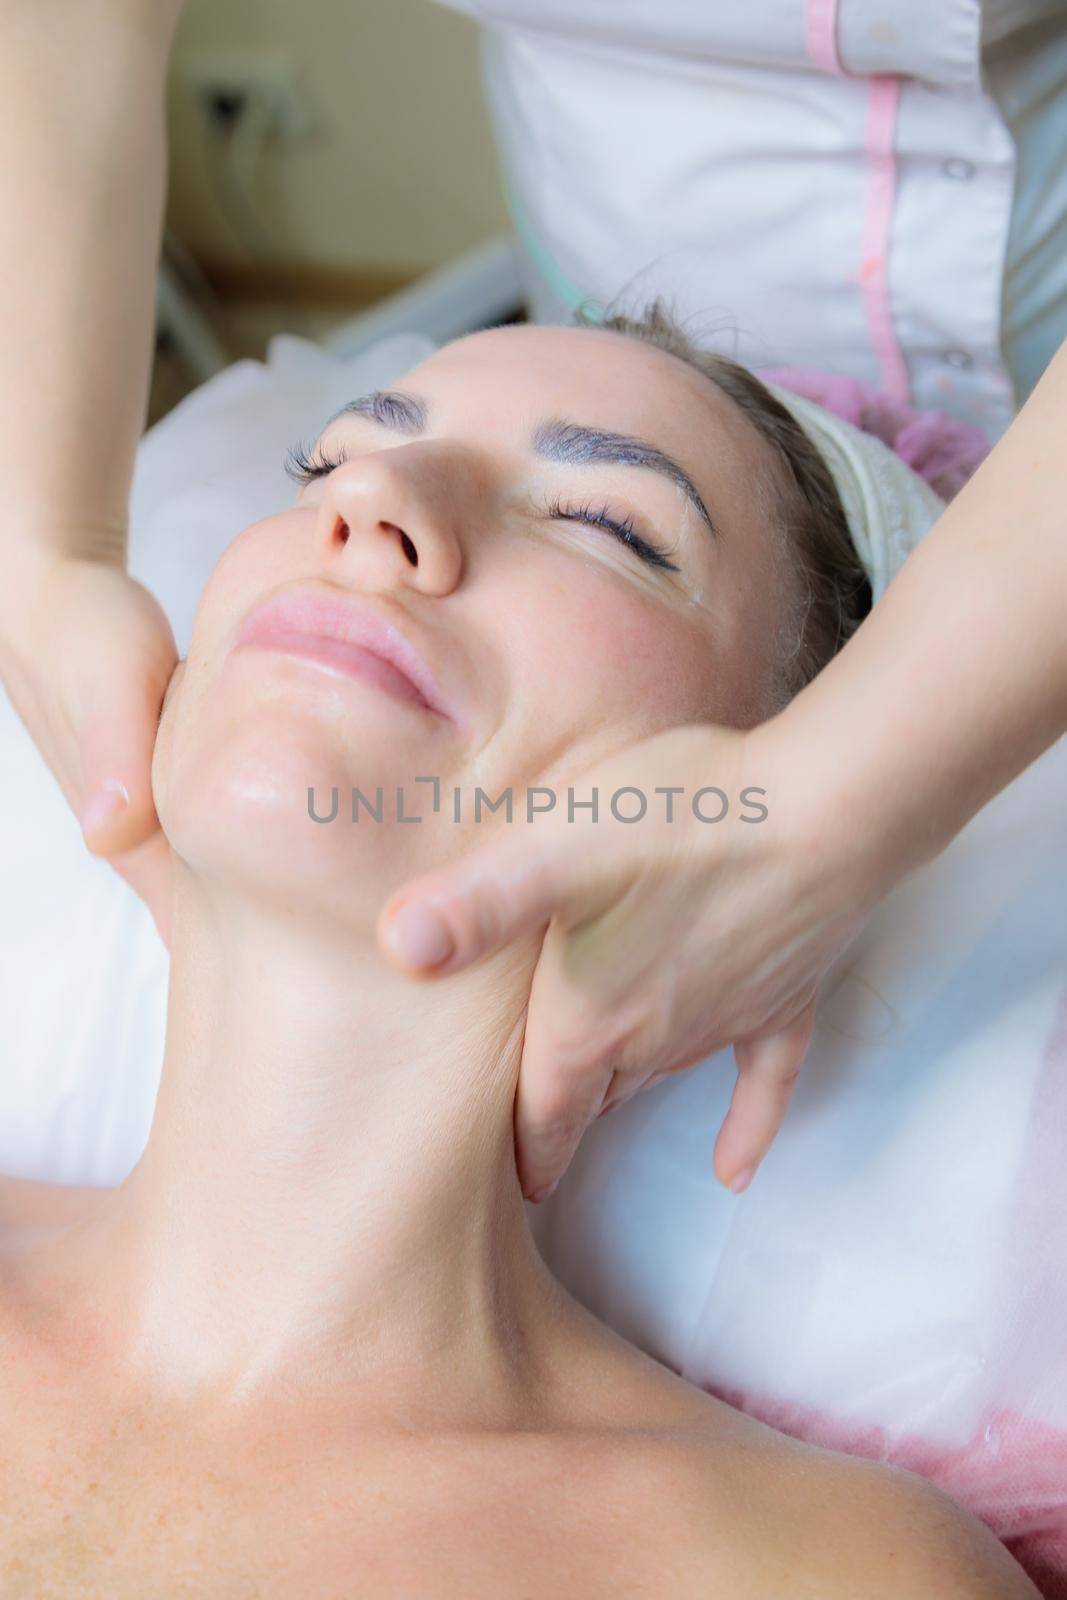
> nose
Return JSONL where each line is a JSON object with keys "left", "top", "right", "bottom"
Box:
{"left": 312, "top": 444, "right": 465, "bottom": 596}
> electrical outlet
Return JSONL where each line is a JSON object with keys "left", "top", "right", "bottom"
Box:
{"left": 183, "top": 52, "right": 321, "bottom": 140}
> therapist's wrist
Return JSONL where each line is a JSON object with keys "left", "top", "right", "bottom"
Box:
{"left": 0, "top": 525, "right": 127, "bottom": 654}
{"left": 2, "top": 515, "right": 127, "bottom": 581}
{"left": 742, "top": 704, "right": 920, "bottom": 915}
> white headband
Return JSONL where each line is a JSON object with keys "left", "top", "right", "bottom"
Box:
{"left": 764, "top": 383, "right": 946, "bottom": 603}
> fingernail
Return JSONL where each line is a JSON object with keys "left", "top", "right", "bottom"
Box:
{"left": 80, "top": 779, "right": 130, "bottom": 841}
{"left": 384, "top": 902, "right": 455, "bottom": 969}
{"left": 729, "top": 1164, "right": 757, "bottom": 1195}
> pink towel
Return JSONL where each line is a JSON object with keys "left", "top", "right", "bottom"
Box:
{"left": 757, "top": 367, "right": 993, "bottom": 503}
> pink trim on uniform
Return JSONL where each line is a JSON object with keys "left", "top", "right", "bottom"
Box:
{"left": 803, "top": 0, "right": 843, "bottom": 76}
{"left": 859, "top": 75, "right": 911, "bottom": 404}
{"left": 803, "top": 2, "right": 910, "bottom": 405}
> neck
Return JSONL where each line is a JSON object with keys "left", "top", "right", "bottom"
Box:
{"left": 72, "top": 864, "right": 562, "bottom": 1415}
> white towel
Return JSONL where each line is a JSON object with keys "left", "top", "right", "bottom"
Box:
{"left": 766, "top": 383, "right": 947, "bottom": 604}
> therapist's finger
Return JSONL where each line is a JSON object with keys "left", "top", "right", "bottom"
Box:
{"left": 77, "top": 613, "right": 178, "bottom": 858}
{"left": 512, "top": 916, "right": 647, "bottom": 1198}
{"left": 515, "top": 1061, "right": 614, "bottom": 1203}
{"left": 515, "top": 978, "right": 618, "bottom": 1200}
{"left": 712, "top": 995, "right": 819, "bottom": 1194}
{"left": 78, "top": 690, "right": 164, "bottom": 858}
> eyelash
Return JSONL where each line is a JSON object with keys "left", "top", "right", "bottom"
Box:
{"left": 538, "top": 495, "right": 678, "bottom": 570}
{"left": 283, "top": 441, "right": 680, "bottom": 573}
{"left": 284, "top": 438, "right": 349, "bottom": 485}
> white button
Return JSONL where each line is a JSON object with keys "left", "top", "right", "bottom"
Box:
{"left": 942, "top": 158, "right": 975, "bottom": 180}
{"left": 942, "top": 349, "right": 973, "bottom": 369}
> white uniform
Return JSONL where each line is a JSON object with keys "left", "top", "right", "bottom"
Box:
{"left": 437, "top": 0, "right": 1067, "bottom": 441}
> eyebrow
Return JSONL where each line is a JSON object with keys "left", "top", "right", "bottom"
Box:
{"left": 329, "top": 388, "right": 718, "bottom": 538}
{"left": 331, "top": 389, "right": 427, "bottom": 436}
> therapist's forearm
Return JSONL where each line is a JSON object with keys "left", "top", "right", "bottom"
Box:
{"left": 0, "top": 0, "right": 185, "bottom": 577}
{"left": 769, "top": 334, "right": 1067, "bottom": 891}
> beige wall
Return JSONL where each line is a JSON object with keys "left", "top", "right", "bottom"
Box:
{"left": 165, "top": 0, "right": 511, "bottom": 278}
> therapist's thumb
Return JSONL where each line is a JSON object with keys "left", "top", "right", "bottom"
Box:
{"left": 378, "top": 825, "right": 599, "bottom": 976}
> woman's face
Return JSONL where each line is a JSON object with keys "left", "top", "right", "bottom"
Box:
{"left": 154, "top": 324, "right": 791, "bottom": 916}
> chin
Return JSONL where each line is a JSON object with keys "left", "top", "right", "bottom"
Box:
{"left": 153, "top": 674, "right": 459, "bottom": 917}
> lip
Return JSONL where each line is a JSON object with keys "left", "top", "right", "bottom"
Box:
{"left": 232, "top": 584, "right": 458, "bottom": 724}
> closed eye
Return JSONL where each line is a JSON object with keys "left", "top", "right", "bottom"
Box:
{"left": 284, "top": 439, "right": 350, "bottom": 486}
{"left": 543, "top": 495, "right": 680, "bottom": 572}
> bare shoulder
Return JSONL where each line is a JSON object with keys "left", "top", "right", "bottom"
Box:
{"left": 522, "top": 1292, "right": 1038, "bottom": 1597}
{"left": 676, "top": 1425, "right": 1042, "bottom": 1599}
{"left": 575, "top": 1324, "right": 1040, "bottom": 1599}
{"left": 579, "top": 1344, "right": 1039, "bottom": 1600}
{"left": 791, "top": 1452, "right": 1041, "bottom": 1598}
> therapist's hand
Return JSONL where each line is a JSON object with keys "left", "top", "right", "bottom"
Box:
{"left": 0, "top": 541, "right": 177, "bottom": 946}
{"left": 377, "top": 719, "right": 888, "bottom": 1202}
